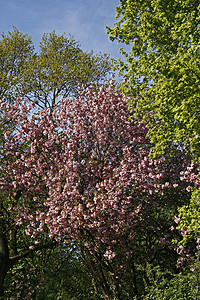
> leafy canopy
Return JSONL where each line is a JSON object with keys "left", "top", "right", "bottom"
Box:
{"left": 0, "top": 28, "right": 112, "bottom": 109}
{"left": 0, "top": 27, "right": 34, "bottom": 102}
{"left": 107, "top": 0, "right": 200, "bottom": 159}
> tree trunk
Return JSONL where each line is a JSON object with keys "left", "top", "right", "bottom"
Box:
{"left": 131, "top": 256, "right": 139, "bottom": 298}
{"left": 0, "top": 233, "right": 9, "bottom": 298}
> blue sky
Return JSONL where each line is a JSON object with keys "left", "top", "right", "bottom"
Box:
{"left": 0, "top": 0, "right": 125, "bottom": 60}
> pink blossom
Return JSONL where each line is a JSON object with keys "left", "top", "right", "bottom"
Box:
{"left": 174, "top": 216, "right": 181, "bottom": 224}
{"left": 104, "top": 250, "right": 116, "bottom": 260}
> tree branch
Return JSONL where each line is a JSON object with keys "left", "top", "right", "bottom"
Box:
{"left": 9, "top": 240, "right": 57, "bottom": 264}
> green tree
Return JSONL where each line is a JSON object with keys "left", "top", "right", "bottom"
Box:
{"left": 0, "top": 28, "right": 112, "bottom": 109}
{"left": 174, "top": 188, "right": 200, "bottom": 279}
{"left": 23, "top": 31, "right": 111, "bottom": 110}
{"left": 107, "top": 0, "right": 200, "bottom": 159}
{"left": 107, "top": 3, "right": 200, "bottom": 297}
{"left": 177, "top": 189, "right": 200, "bottom": 247}
{"left": 0, "top": 27, "right": 34, "bottom": 102}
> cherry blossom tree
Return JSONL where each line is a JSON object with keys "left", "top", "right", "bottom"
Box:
{"left": 0, "top": 79, "right": 192, "bottom": 298}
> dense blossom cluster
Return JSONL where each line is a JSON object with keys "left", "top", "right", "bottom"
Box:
{"left": 0, "top": 80, "right": 192, "bottom": 261}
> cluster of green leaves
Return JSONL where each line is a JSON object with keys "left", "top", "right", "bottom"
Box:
{"left": 0, "top": 28, "right": 34, "bottom": 102}
{"left": 143, "top": 266, "right": 199, "bottom": 300}
{"left": 3, "top": 243, "right": 96, "bottom": 300}
{"left": 23, "top": 31, "right": 111, "bottom": 109}
{"left": 0, "top": 27, "right": 112, "bottom": 109}
{"left": 177, "top": 189, "right": 200, "bottom": 245}
{"left": 107, "top": 0, "right": 200, "bottom": 159}
{"left": 37, "top": 244, "right": 96, "bottom": 300}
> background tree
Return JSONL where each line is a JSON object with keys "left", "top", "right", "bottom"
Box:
{"left": 22, "top": 31, "right": 112, "bottom": 110}
{"left": 0, "top": 27, "right": 34, "bottom": 102}
{"left": 107, "top": 0, "right": 200, "bottom": 159}
{"left": 0, "top": 28, "right": 112, "bottom": 109}
{"left": 37, "top": 244, "right": 96, "bottom": 300}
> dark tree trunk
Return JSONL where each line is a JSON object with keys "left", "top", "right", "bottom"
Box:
{"left": 0, "top": 233, "right": 9, "bottom": 298}
{"left": 131, "top": 256, "right": 139, "bottom": 299}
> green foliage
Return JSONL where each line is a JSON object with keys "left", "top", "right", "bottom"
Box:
{"left": 0, "top": 28, "right": 111, "bottom": 109}
{"left": 107, "top": 3, "right": 200, "bottom": 298}
{"left": 37, "top": 244, "right": 96, "bottom": 300}
{"left": 23, "top": 31, "right": 111, "bottom": 109}
{"left": 4, "top": 251, "right": 47, "bottom": 299}
{"left": 107, "top": 0, "right": 200, "bottom": 159}
{"left": 144, "top": 267, "right": 199, "bottom": 300}
{"left": 177, "top": 189, "right": 200, "bottom": 245}
{"left": 0, "top": 27, "right": 34, "bottom": 101}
